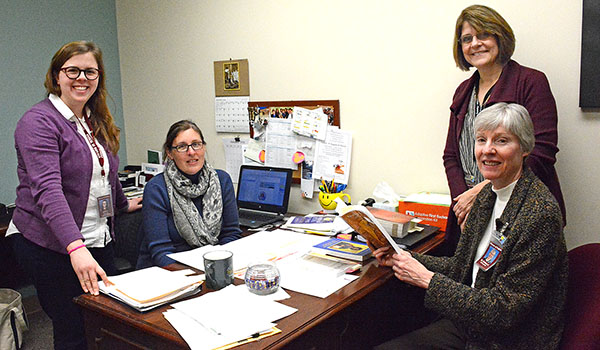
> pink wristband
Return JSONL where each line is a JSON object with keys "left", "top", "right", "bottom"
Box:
{"left": 67, "top": 244, "right": 86, "bottom": 255}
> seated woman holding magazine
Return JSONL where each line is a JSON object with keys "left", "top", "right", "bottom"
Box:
{"left": 371, "top": 103, "right": 568, "bottom": 349}
{"left": 136, "top": 120, "right": 242, "bottom": 268}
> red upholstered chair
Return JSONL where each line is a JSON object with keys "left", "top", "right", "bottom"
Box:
{"left": 560, "top": 243, "right": 600, "bottom": 349}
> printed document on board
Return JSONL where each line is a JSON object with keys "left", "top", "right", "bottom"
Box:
{"left": 312, "top": 126, "right": 352, "bottom": 184}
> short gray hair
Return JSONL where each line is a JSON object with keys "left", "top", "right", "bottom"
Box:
{"left": 474, "top": 103, "right": 535, "bottom": 153}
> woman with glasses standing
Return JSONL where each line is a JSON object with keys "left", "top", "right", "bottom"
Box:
{"left": 10, "top": 41, "right": 142, "bottom": 349}
{"left": 443, "top": 5, "right": 565, "bottom": 253}
{"left": 136, "top": 120, "right": 242, "bottom": 269}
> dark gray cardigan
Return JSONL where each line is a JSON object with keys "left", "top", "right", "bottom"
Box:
{"left": 414, "top": 167, "right": 568, "bottom": 349}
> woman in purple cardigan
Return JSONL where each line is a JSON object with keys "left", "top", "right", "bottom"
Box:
{"left": 10, "top": 41, "right": 141, "bottom": 350}
{"left": 443, "top": 5, "right": 565, "bottom": 252}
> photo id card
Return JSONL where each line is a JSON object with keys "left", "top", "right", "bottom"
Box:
{"left": 476, "top": 241, "right": 502, "bottom": 271}
{"left": 97, "top": 193, "right": 114, "bottom": 218}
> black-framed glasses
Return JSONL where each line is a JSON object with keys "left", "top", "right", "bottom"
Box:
{"left": 171, "top": 142, "right": 205, "bottom": 153}
{"left": 60, "top": 66, "right": 101, "bottom": 80}
{"left": 459, "top": 32, "right": 492, "bottom": 45}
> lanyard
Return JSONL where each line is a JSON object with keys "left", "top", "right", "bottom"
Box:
{"left": 75, "top": 115, "right": 105, "bottom": 177}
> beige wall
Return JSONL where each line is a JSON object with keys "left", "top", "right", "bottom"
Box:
{"left": 116, "top": 0, "right": 599, "bottom": 250}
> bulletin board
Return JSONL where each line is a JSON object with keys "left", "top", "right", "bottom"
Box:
{"left": 247, "top": 100, "right": 340, "bottom": 183}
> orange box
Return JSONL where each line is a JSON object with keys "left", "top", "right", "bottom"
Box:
{"left": 397, "top": 201, "right": 450, "bottom": 231}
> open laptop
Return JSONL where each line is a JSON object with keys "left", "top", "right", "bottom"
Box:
{"left": 236, "top": 165, "right": 293, "bottom": 228}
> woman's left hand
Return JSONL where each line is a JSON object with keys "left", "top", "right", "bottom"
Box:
{"left": 453, "top": 180, "right": 489, "bottom": 226}
{"left": 390, "top": 250, "right": 434, "bottom": 289}
{"left": 127, "top": 196, "right": 143, "bottom": 212}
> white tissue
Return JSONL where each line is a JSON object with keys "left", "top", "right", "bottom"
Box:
{"left": 372, "top": 182, "right": 403, "bottom": 203}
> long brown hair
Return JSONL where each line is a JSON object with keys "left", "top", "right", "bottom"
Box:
{"left": 44, "top": 41, "right": 120, "bottom": 153}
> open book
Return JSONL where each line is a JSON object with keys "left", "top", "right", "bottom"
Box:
{"left": 337, "top": 204, "right": 404, "bottom": 255}
{"left": 99, "top": 267, "right": 204, "bottom": 312}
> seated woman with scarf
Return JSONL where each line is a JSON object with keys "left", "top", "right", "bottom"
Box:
{"left": 137, "top": 120, "right": 242, "bottom": 268}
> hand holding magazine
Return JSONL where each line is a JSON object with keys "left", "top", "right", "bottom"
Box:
{"left": 335, "top": 200, "right": 404, "bottom": 255}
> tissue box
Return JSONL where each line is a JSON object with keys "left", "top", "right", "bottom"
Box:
{"left": 398, "top": 193, "right": 451, "bottom": 231}
{"left": 373, "top": 201, "right": 398, "bottom": 212}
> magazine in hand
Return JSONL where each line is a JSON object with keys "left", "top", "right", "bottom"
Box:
{"left": 336, "top": 202, "right": 404, "bottom": 255}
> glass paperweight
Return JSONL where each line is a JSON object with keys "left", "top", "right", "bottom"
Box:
{"left": 244, "top": 261, "right": 280, "bottom": 295}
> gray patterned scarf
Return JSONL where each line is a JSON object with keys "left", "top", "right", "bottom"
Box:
{"left": 164, "top": 158, "right": 222, "bottom": 247}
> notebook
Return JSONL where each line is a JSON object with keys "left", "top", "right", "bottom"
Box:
{"left": 236, "top": 165, "right": 293, "bottom": 228}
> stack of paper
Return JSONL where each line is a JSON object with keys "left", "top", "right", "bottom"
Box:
{"left": 164, "top": 284, "right": 296, "bottom": 350}
{"left": 167, "top": 229, "right": 360, "bottom": 298}
{"left": 281, "top": 215, "right": 352, "bottom": 236}
{"left": 99, "top": 267, "right": 203, "bottom": 312}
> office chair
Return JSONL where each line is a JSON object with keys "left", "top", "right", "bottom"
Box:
{"left": 113, "top": 210, "right": 144, "bottom": 274}
{"left": 560, "top": 243, "right": 600, "bottom": 349}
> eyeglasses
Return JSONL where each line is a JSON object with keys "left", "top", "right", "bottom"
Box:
{"left": 171, "top": 142, "right": 205, "bottom": 153}
{"left": 60, "top": 66, "right": 101, "bottom": 80}
{"left": 459, "top": 32, "right": 493, "bottom": 45}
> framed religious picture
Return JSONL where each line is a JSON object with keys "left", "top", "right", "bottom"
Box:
{"left": 213, "top": 59, "right": 249, "bottom": 97}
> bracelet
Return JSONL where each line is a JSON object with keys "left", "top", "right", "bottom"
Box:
{"left": 67, "top": 244, "right": 86, "bottom": 255}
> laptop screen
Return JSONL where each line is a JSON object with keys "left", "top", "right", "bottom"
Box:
{"left": 236, "top": 165, "right": 293, "bottom": 214}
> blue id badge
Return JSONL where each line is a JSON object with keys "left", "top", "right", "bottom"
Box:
{"left": 476, "top": 226, "right": 506, "bottom": 272}
{"left": 476, "top": 240, "right": 502, "bottom": 271}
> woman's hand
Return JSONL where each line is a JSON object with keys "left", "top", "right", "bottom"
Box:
{"left": 67, "top": 240, "right": 110, "bottom": 295}
{"left": 127, "top": 196, "right": 143, "bottom": 212}
{"left": 370, "top": 244, "right": 395, "bottom": 267}
{"left": 390, "top": 250, "right": 434, "bottom": 289}
{"left": 453, "top": 180, "right": 489, "bottom": 226}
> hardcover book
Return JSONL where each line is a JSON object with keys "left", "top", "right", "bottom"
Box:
{"left": 367, "top": 207, "right": 420, "bottom": 239}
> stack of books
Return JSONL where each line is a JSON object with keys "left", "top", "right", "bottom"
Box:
{"left": 311, "top": 238, "right": 372, "bottom": 262}
{"left": 367, "top": 207, "right": 422, "bottom": 239}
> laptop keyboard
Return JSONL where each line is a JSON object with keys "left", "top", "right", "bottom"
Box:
{"left": 238, "top": 210, "right": 277, "bottom": 222}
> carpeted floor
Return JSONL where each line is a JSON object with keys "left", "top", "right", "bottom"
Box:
{"left": 18, "top": 285, "right": 53, "bottom": 350}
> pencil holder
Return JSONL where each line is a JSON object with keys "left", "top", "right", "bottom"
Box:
{"left": 318, "top": 191, "right": 351, "bottom": 210}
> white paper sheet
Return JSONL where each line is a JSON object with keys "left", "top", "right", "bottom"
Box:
{"left": 276, "top": 253, "right": 359, "bottom": 298}
{"left": 265, "top": 118, "right": 297, "bottom": 169}
{"left": 168, "top": 229, "right": 327, "bottom": 273}
{"left": 313, "top": 126, "right": 352, "bottom": 184}
{"left": 291, "top": 107, "right": 328, "bottom": 140}
{"left": 168, "top": 230, "right": 357, "bottom": 298}
{"left": 222, "top": 137, "right": 248, "bottom": 183}
{"left": 165, "top": 284, "right": 297, "bottom": 349}
{"left": 243, "top": 138, "right": 264, "bottom": 164}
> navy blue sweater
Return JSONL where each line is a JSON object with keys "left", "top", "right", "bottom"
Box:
{"left": 136, "top": 169, "right": 242, "bottom": 268}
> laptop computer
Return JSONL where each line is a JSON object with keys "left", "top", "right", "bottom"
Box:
{"left": 236, "top": 165, "right": 293, "bottom": 228}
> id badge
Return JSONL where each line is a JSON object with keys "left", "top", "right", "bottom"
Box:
{"left": 476, "top": 241, "right": 502, "bottom": 271}
{"left": 97, "top": 182, "right": 114, "bottom": 218}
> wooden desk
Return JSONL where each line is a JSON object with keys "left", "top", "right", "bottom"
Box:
{"left": 75, "top": 231, "right": 444, "bottom": 350}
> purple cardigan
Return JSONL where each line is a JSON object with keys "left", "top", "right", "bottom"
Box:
{"left": 443, "top": 60, "right": 566, "bottom": 246}
{"left": 13, "top": 98, "right": 128, "bottom": 254}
